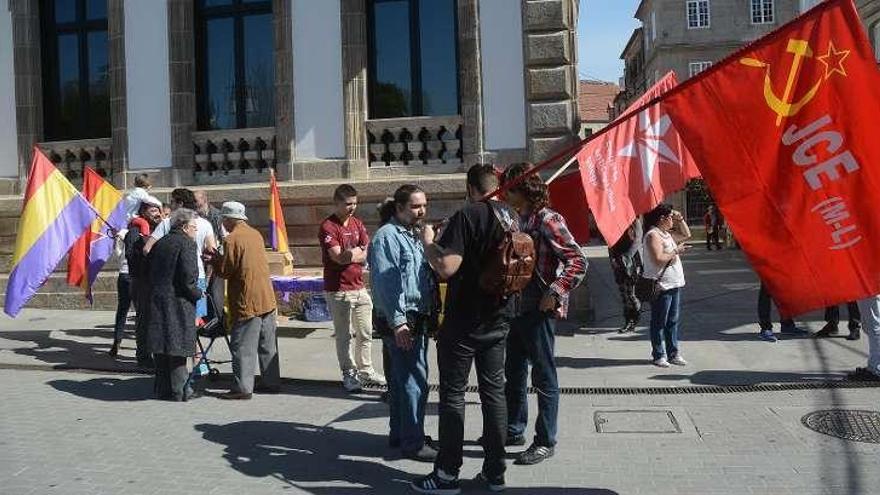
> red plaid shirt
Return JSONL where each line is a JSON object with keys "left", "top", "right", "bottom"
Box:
{"left": 521, "top": 207, "right": 588, "bottom": 319}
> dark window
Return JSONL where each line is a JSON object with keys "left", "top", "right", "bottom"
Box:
{"left": 41, "top": 0, "right": 110, "bottom": 141}
{"left": 195, "top": 0, "right": 274, "bottom": 130}
{"left": 367, "top": 0, "right": 459, "bottom": 119}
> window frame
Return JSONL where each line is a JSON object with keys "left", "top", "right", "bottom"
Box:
{"left": 194, "top": 0, "right": 274, "bottom": 131}
{"left": 686, "top": 0, "right": 711, "bottom": 30}
{"left": 750, "top": 0, "right": 775, "bottom": 25}
{"left": 874, "top": 22, "right": 880, "bottom": 63}
{"left": 688, "top": 61, "right": 712, "bottom": 78}
{"left": 366, "top": 0, "right": 461, "bottom": 119}
{"left": 40, "top": 0, "right": 110, "bottom": 140}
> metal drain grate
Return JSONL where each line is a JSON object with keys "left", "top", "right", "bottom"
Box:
{"left": 801, "top": 409, "right": 880, "bottom": 443}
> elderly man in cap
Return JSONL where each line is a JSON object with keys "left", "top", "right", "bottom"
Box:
{"left": 206, "top": 201, "right": 281, "bottom": 399}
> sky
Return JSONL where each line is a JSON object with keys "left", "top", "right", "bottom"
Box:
{"left": 577, "top": 0, "right": 642, "bottom": 84}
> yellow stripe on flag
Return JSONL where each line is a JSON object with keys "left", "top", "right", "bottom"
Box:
{"left": 89, "top": 182, "right": 123, "bottom": 233}
{"left": 12, "top": 170, "right": 78, "bottom": 266}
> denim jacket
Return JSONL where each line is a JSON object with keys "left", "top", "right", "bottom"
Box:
{"left": 368, "top": 219, "right": 435, "bottom": 328}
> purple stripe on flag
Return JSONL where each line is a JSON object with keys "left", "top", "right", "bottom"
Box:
{"left": 269, "top": 219, "right": 278, "bottom": 251}
{"left": 5, "top": 196, "right": 98, "bottom": 316}
{"left": 85, "top": 235, "right": 115, "bottom": 302}
{"left": 105, "top": 200, "right": 129, "bottom": 232}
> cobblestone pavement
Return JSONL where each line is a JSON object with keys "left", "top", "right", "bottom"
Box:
{"left": 1, "top": 368, "right": 879, "bottom": 495}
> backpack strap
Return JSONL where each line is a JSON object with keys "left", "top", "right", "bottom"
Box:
{"left": 485, "top": 201, "right": 518, "bottom": 233}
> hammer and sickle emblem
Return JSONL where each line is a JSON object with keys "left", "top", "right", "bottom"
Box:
{"left": 740, "top": 39, "right": 823, "bottom": 126}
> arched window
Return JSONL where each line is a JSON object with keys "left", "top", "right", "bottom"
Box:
{"left": 195, "top": 0, "right": 274, "bottom": 130}
{"left": 367, "top": 0, "right": 459, "bottom": 119}
{"left": 40, "top": 0, "right": 110, "bottom": 140}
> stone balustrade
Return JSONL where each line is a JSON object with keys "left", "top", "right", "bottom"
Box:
{"left": 192, "top": 127, "right": 276, "bottom": 184}
{"left": 366, "top": 116, "right": 463, "bottom": 168}
{"left": 38, "top": 138, "right": 114, "bottom": 185}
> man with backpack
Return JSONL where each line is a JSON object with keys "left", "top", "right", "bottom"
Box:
{"left": 502, "top": 163, "right": 587, "bottom": 466}
{"left": 412, "top": 165, "right": 530, "bottom": 494}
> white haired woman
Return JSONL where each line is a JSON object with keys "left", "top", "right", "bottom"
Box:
{"left": 147, "top": 208, "right": 204, "bottom": 401}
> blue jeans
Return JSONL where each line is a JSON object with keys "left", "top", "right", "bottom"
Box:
{"left": 195, "top": 278, "right": 207, "bottom": 318}
{"left": 383, "top": 333, "right": 429, "bottom": 452}
{"left": 505, "top": 311, "right": 559, "bottom": 447}
{"left": 650, "top": 287, "right": 681, "bottom": 360}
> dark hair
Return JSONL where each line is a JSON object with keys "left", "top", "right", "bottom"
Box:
{"left": 170, "top": 188, "right": 197, "bottom": 210}
{"left": 504, "top": 162, "right": 549, "bottom": 210}
{"left": 134, "top": 173, "right": 151, "bottom": 189}
{"left": 378, "top": 184, "right": 424, "bottom": 225}
{"left": 466, "top": 164, "right": 498, "bottom": 195}
{"left": 644, "top": 203, "right": 674, "bottom": 228}
{"left": 334, "top": 184, "right": 358, "bottom": 202}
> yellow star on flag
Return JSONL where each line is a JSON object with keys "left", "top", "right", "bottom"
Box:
{"left": 816, "top": 41, "right": 850, "bottom": 80}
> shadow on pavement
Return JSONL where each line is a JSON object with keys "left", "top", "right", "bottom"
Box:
{"left": 647, "top": 369, "right": 843, "bottom": 386}
{"left": 195, "top": 420, "right": 616, "bottom": 494}
{"left": 48, "top": 376, "right": 154, "bottom": 401}
{"left": 0, "top": 329, "right": 136, "bottom": 370}
{"left": 555, "top": 356, "right": 647, "bottom": 369}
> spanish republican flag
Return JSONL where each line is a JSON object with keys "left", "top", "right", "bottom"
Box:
{"left": 268, "top": 171, "right": 289, "bottom": 253}
{"left": 662, "top": 0, "right": 880, "bottom": 315}
{"left": 66, "top": 168, "right": 128, "bottom": 302}
{"left": 5, "top": 149, "right": 99, "bottom": 316}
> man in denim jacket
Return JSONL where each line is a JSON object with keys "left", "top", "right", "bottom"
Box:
{"left": 369, "top": 184, "right": 438, "bottom": 462}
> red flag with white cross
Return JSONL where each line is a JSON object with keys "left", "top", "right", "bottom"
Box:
{"left": 555, "top": 72, "right": 700, "bottom": 246}
{"left": 662, "top": 0, "right": 880, "bottom": 316}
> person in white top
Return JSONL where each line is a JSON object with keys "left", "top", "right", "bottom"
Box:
{"left": 122, "top": 174, "right": 153, "bottom": 220}
{"left": 143, "top": 188, "right": 217, "bottom": 318}
{"left": 642, "top": 203, "right": 691, "bottom": 368}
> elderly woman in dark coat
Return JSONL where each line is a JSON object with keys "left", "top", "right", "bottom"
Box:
{"left": 147, "top": 208, "right": 204, "bottom": 401}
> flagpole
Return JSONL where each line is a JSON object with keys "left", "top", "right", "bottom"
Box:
{"left": 544, "top": 154, "right": 579, "bottom": 185}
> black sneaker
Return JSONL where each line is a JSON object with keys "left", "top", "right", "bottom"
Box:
{"left": 477, "top": 434, "right": 526, "bottom": 447}
{"left": 475, "top": 472, "right": 506, "bottom": 492}
{"left": 403, "top": 444, "right": 438, "bottom": 463}
{"left": 514, "top": 444, "right": 555, "bottom": 465}
{"left": 813, "top": 322, "right": 839, "bottom": 337}
{"left": 411, "top": 471, "right": 461, "bottom": 494}
{"left": 847, "top": 328, "right": 861, "bottom": 341}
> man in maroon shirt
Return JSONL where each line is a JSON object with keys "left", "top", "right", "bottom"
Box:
{"left": 320, "top": 184, "right": 385, "bottom": 392}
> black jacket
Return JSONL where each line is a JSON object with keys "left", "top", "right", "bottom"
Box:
{"left": 147, "top": 230, "right": 203, "bottom": 356}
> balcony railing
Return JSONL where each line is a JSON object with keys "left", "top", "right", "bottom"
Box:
{"left": 366, "top": 116, "right": 463, "bottom": 168}
{"left": 38, "top": 138, "right": 114, "bottom": 186}
{"left": 192, "top": 127, "right": 276, "bottom": 183}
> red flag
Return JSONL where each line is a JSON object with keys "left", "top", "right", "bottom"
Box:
{"left": 67, "top": 170, "right": 103, "bottom": 287}
{"left": 548, "top": 170, "right": 591, "bottom": 243}
{"left": 661, "top": 0, "right": 880, "bottom": 315}
{"left": 559, "top": 72, "right": 700, "bottom": 245}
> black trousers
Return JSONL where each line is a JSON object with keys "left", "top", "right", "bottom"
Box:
{"left": 153, "top": 354, "right": 190, "bottom": 401}
{"left": 758, "top": 283, "right": 794, "bottom": 331}
{"left": 825, "top": 303, "right": 861, "bottom": 330}
{"left": 113, "top": 273, "right": 132, "bottom": 343}
{"left": 435, "top": 320, "right": 509, "bottom": 479}
{"left": 706, "top": 229, "right": 722, "bottom": 249}
{"left": 133, "top": 278, "right": 151, "bottom": 363}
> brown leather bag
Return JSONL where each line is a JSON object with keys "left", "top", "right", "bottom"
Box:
{"left": 478, "top": 202, "right": 536, "bottom": 297}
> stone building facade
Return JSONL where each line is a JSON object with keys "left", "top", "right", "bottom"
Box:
{"left": 1, "top": 0, "right": 581, "bottom": 188}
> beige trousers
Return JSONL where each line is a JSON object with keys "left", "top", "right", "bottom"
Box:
{"left": 326, "top": 288, "right": 374, "bottom": 374}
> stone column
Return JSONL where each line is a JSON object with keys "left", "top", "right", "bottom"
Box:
{"left": 457, "top": 0, "right": 486, "bottom": 168}
{"left": 273, "top": 0, "right": 293, "bottom": 180}
{"left": 168, "top": 0, "right": 196, "bottom": 185}
{"left": 108, "top": 0, "right": 127, "bottom": 185}
{"left": 341, "top": 0, "right": 368, "bottom": 180}
{"left": 522, "top": 0, "right": 579, "bottom": 163}
{"left": 10, "top": 0, "right": 43, "bottom": 190}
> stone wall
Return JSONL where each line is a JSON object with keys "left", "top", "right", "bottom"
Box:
{"left": 523, "top": 0, "right": 580, "bottom": 163}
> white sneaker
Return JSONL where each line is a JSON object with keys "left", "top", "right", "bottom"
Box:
{"left": 652, "top": 357, "right": 670, "bottom": 368}
{"left": 669, "top": 356, "right": 688, "bottom": 366}
{"left": 342, "top": 372, "right": 362, "bottom": 392}
{"left": 358, "top": 371, "right": 386, "bottom": 386}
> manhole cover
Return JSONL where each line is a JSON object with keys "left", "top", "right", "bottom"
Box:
{"left": 594, "top": 410, "right": 681, "bottom": 434}
{"left": 801, "top": 409, "right": 880, "bottom": 443}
